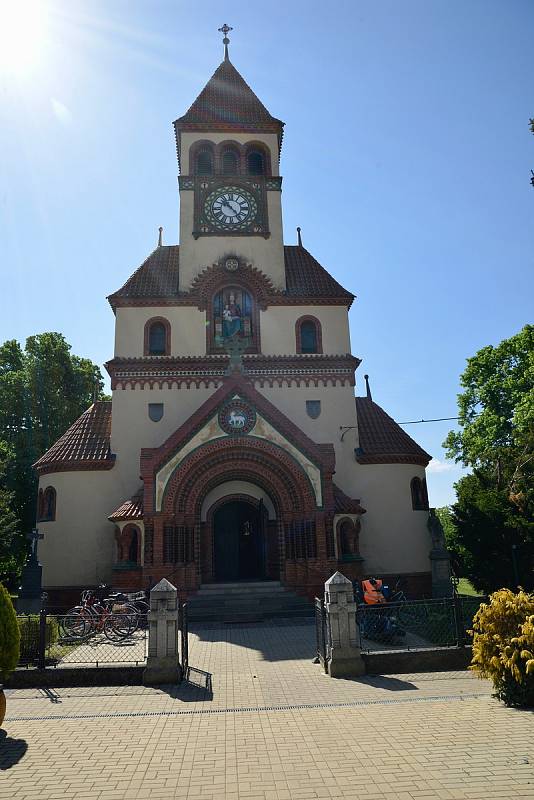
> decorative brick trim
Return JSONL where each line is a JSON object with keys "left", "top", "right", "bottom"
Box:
{"left": 105, "top": 354, "right": 360, "bottom": 390}
{"left": 161, "top": 439, "right": 317, "bottom": 516}
{"left": 143, "top": 317, "right": 171, "bottom": 357}
{"left": 110, "top": 294, "right": 352, "bottom": 310}
{"left": 356, "top": 453, "right": 430, "bottom": 467}
{"left": 35, "top": 458, "right": 116, "bottom": 476}
{"left": 139, "top": 373, "right": 336, "bottom": 484}
{"left": 191, "top": 260, "right": 281, "bottom": 312}
{"left": 295, "top": 315, "right": 323, "bottom": 355}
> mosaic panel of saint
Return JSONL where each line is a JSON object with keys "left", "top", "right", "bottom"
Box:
{"left": 213, "top": 287, "right": 253, "bottom": 343}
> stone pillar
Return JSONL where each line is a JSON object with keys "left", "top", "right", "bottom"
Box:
{"left": 427, "top": 509, "right": 453, "bottom": 597}
{"left": 430, "top": 548, "right": 453, "bottom": 598}
{"left": 324, "top": 571, "right": 365, "bottom": 678}
{"left": 143, "top": 578, "right": 182, "bottom": 685}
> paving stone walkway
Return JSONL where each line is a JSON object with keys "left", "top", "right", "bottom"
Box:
{"left": 2, "top": 622, "right": 533, "bottom": 799}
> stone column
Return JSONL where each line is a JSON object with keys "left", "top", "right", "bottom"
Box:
{"left": 324, "top": 571, "right": 365, "bottom": 678}
{"left": 143, "top": 578, "right": 182, "bottom": 685}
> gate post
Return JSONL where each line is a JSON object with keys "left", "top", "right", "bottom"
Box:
{"left": 324, "top": 571, "right": 365, "bottom": 678}
{"left": 143, "top": 578, "right": 182, "bottom": 686}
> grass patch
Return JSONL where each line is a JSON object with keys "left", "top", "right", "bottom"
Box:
{"left": 457, "top": 578, "right": 484, "bottom": 597}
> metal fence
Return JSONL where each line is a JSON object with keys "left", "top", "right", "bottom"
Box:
{"left": 179, "top": 601, "right": 189, "bottom": 675}
{"left": 357, "top": 595, "right": 486, "bottom": 653}
{"left": 17, "top": 610, "right": 148, "bottom": 668}
{"left": 314, "top": 597, "right": 329, "bottom": 673}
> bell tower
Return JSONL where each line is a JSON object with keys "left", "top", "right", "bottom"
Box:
{"left": 173, "top": 26, "right": 286, "bottom": 291}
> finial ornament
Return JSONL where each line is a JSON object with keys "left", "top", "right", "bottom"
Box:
{"left": 218, "top": 23, "right": 233, "bottom": 60}
{"left": 158, "top": 226, "right": 163, "bottom": 247}
{"left": 364, "top": 374, "right": 372, "bottom": 401}
{"left": 297, "top": 226, "right": 302, "bottom": 247}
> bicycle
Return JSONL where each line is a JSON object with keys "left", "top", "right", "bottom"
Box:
{"left": 60, "top": 587, "right": 139, "bottom": 641}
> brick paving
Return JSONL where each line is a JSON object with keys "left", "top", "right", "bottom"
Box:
{"left": 2, "top": 622, "right": 534, "bottom": 799}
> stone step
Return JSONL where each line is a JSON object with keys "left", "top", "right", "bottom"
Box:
{"left": 198, "top": 581, "right": 282, "bottom": 591}
{"left": 187, "top": 582, "right": 314, "bottom": 623}
{"left": 188, "top": 607, "right": 315, "bottom": 622}
{"left": 196, "top": 585, "right": 286, "bottom": 596}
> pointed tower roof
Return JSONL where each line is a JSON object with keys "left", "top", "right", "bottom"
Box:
{"left": 173, "top": 58, "right": 284, "bottom": 167}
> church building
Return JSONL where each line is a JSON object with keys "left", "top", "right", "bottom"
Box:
{"left": 35, "top": 30, "right": 432, "bottom": 605}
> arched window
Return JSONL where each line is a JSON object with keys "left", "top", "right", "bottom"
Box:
{"left": 411, "top": 477, "right": 428, "bottom": 510}
{"left": 221, "top": 149, "right": 239, "bottom": 175}
{"left": 247, "top": 150, "right": 264, "bottom": 175}
{"left": 39, "top": 487, "right": 56, "bottom": 521}
{"left": 144, "top": 318, "right": 170, "bottom": 356}
{"left": 296, "top": 316, "right": 322, "bottom": 354}
{"left": 195, "top": 149, "right": 213, "bottom": 176}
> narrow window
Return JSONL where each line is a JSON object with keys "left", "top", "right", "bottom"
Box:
{"left": 149, "top": 322, "right": 166, "bottom": 355}
{"left": 247, "top": 151, "right": 264, "bottom": 175}
{"left": 41, "top": 487, "right": 56, "bottom": 521}
{"left": 222, "top": 150, "right": 238, "bottom": 175}
{"left": 411, "top": 477, "right": 427, "bottom": 510}
{"left": 300, "top": 320, "right": 318, "bottom": 354}
{"left": 196, "top": 149, "right": 213, "bottom": 176}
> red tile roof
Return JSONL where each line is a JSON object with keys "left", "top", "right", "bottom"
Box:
{"left": 174, "top": 58, "right": 283, "bottom": 131}
{"left": 107, "top": 247, "right": 181, "bottom": 304}
{"left": 333, "top": 485, "right": 366, "bottom": 515}
{"left": 284, "top": 246, "right": 354, "bottom": 301}
{"left": 355, "top": 397, "right": 431, "bottom": 466}
{"left": 109, "top": 245, "right": 354, "bottom": 306}
{"left": 33, "top": 402, "right": 115, "bottom": 474}
{"left": 109, "top": 490, "right": 143, "bottom": 522}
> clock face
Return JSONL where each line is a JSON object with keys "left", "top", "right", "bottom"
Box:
{"left": 204, "top": 186, "right": 258, "bottom": 231}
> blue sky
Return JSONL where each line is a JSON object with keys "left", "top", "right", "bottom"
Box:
{"left": 1, "top": 0, "right": 533, "bottom": 506}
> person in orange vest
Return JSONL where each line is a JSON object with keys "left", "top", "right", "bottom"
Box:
{"left": 362, "top": 578, "right": 387, "bottom": 605}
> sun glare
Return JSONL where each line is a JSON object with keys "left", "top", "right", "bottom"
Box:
{"left": 0, "top": 0, "right": 47, "bottom": 73}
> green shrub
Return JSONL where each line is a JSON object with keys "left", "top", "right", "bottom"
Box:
{"left": 0, "top": 582, "right": 20, "bottom": 679}
{"left": 17, "top": 615, "right": 59, "bottom": 663}
{"left": 470, "top": 588, "right": 534, "bottom": 707}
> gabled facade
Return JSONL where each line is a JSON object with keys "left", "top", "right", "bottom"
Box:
{"left": 35, "top": 41, "right": 432, "bottom": 603}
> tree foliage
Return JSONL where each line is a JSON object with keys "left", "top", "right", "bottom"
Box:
{"left": 444, "top": 325, "right": 534, "bottom": 592}
{"left": 0, "top": 582, "right": 20, "bottom": 679}
{"left": 0, "top": 333, "right": 107, "bottom": 582}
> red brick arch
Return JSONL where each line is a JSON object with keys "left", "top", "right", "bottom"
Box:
{"left": 161, "top": 437, "right": 319, "bottom": 518}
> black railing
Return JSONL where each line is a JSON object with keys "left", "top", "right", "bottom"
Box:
{"left": 179, "top": 601, "right": 189, "bottom": 675}
{"left": 16, "top": 610, "right": 148, "bottom": 668}
{"left": 314, "top": 597, "right": 329, "bottom": 673}
{"left": 357, "top": 595, "right": 486, "bottom": 652}
{"left": 163, "top": 526, "right": 195, "bottom": 564}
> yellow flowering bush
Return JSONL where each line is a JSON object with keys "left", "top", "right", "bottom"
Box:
{"left": 470, "top": 588, "right": 534, "bottom": 707}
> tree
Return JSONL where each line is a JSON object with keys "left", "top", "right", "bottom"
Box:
{"left": 444, "top": 325, "right": 534, "bottom": 593}
{"left": 0, "top": 442, "right": 20, "bottom": 581}
{"left": 0, "top": 333, "right": 107, "bottom": 582}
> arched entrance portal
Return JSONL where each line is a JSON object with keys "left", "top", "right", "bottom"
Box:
{"left": 213, "top": 499, "right": 265, "bottom": 582}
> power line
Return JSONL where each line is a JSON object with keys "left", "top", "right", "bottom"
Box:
{"left": 397, "top": 416, "right": 461, "bottom": 425}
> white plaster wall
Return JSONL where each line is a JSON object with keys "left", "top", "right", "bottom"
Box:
{"left": 38, "top": 471, "right": 123, "bottom": 588}
{"left": 354, "top": 463, "right": 431, "bottom": 574}
{"left": 201, "top": 481, "right": 276, "bottom": 521}
{"left": 110, "top": 386, "right": 217, "bottom": 491}
{"left": 179, "top": 132, "right": 280, "bottom": 176}
{"left": 260, "top": 306, "right": 351, "bottom": 355}
{"left": 179, "top": 190, "right": 285, "bottom": 291}
{"left": 257, "top": 383, "right": 360, "bottom": 496}
{"left": 114, "top": 306, "right": 207, "bottom": 358}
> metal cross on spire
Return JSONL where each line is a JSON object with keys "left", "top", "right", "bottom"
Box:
{"left": 218, "top": 23, "right": 233, "bottom": 61}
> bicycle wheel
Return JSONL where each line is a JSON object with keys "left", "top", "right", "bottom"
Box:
{"left": 59, "top": 611, "right": 90, "bottom": 640}
{"left": 104, "top": 613, "right": 137, "bottom": 641}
